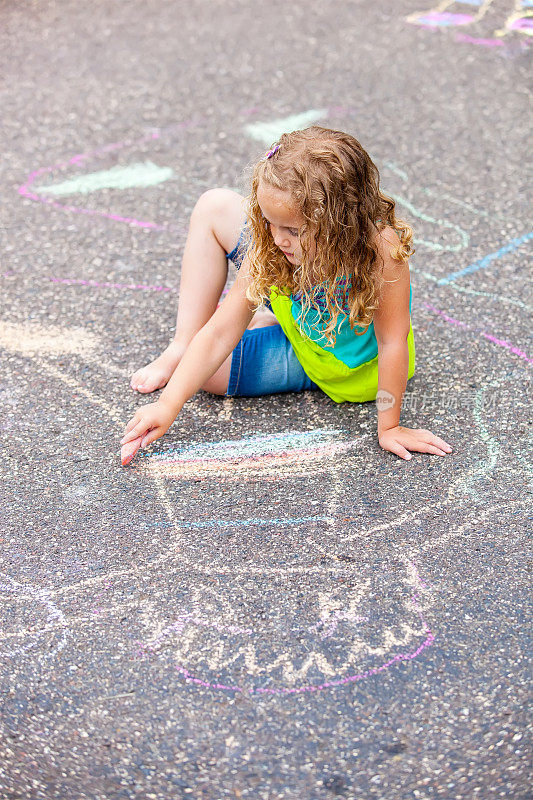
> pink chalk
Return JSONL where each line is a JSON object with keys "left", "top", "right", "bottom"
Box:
{"left": 121, "top": 434, "right": 144, "bottom": 466}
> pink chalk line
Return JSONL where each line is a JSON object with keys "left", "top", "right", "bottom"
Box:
{"left": 17, "top": 106, "right": 357, "bottom": 232}
{"left": 5, "top": 272, "right": 231, "bottom": 295}
{"left": 45, "top": 277, "right": 233, "bottom": 295}
{"left": 48, "top": 277, "right": 177, "bottom": 293}
{"left": 454, "top": 33, "right": 504, "bottom": 47}
{"left": 17, "top": 120, "right": 199, "bottom": 231}
{"left": 423, "top": 302, "right": 532, "bottom": 364}
{"left": 135, "top": 561, "right": 434, "bottom": 695}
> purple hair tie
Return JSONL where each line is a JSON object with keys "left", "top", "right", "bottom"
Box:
{"left": 265, "top": 144, "right": 280, "bottom": 159}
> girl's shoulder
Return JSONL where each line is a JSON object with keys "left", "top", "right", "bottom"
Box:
{"left": 371, "top": 224, "right": 407, "bottom": 276}
{"left": 372, "top": 223, "right": 401, "bottom": 250}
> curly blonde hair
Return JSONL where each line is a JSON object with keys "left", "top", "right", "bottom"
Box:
{"left": 243, "top": 126, "right": 415, "bottom": 346}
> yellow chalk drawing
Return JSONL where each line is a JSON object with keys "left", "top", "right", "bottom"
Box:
{"left": 406, "top": 0, "right": 532, "bottom": 41}
{"left": 406, "top": 0, "right": 495, "bottom": 29}
{"left": 0, "top": 320, "right": 98, "bottom": 356}
{"left": 494, "top": 0, "right": 533, "bottom": 37}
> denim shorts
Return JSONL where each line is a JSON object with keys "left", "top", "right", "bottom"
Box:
{"left": 224, "top": 227, "right": 319, "bottom": 397}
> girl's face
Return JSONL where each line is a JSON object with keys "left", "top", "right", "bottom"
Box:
{"left": 256, "top": 181, "right": 316, "bottom": 266}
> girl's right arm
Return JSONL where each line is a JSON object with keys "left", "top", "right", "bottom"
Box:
{"left": 120, "top": 257, "right": 256, "bottom": 459}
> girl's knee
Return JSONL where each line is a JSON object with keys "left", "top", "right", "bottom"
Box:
{"left": 193, "top": 188, "right": 242, "bottom": 221}
{"left": 192, "top": 189, "right": 246, "bottom": 254}
{"left": 200, "top": 379, "right": 228, "bottom": 396}
{"left": 200, "top": 356, "right": 232, "bottom": 395}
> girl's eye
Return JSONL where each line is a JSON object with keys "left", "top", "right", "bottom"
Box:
{"left": 288, "top": 229, "right": 299, "bottom": 236}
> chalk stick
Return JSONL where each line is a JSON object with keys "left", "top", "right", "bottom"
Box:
{"left": 121, "top": 434, "right": 144, "bottom": 466}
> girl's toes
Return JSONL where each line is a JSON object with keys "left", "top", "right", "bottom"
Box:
{"left": 137, "top": 373, "right": 162, "bottom": 393}
{"left": 130, "top": 370, "right": 144, "bottom": 388}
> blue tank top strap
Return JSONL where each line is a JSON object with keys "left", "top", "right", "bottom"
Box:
{"left": 225, "top": 226, "right": 249, "bottom": 269}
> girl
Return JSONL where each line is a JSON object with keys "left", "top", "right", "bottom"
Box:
{"left": 121, "top": 126, "right": 452, "bottom": 464}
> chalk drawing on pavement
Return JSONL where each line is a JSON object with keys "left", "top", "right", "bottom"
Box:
{"left": 135, "top": 561, "right": 434, "bottom": 695}
{"left": 382, "top": 161, "right": 531, "bottom": 310}
{"left": 136, "top": 428, "right": 369, "bottom": 481}
{"left": 127, "top": 344, "right": 525, "bottom": 693}
{"left": 406, "top": 0, "right": 495, "bottom": 28}
{"left": 405, "top": 0, "right": 532, "bottom": 50}
{"left": 0, "top": 320, "right": 129, "bottom": 380}
{"left": 6, "top": 341, "right": 527, "bottom": 693}
{"left": 494, "top": 0, "right": 533, "bottom": 36}
{"left": 421, "top": 302, "right": 532, "bottom": 363}
{"left": 17, "top": 106, "right": 355, "bottom": 233}
{"left": 0, "top": 574, "right": 69, "bottom": 661}
{"left": 0, "top": 320, "right": 99, "bottom": 357}
{"left": 437, "top": 232, "right": 533, "bottom": 285}
{"left": 6, "top": 115, "right": 530, "bottom": 694}
{"left": 244, "top": 109, "right": 329, "bottom": 145}
{"left": 34, "top": 161, "right": 175, "bottom": 197}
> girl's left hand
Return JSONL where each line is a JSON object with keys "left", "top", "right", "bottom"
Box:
{"left": 378, "top": 425, "right": 453, "bottom": 461}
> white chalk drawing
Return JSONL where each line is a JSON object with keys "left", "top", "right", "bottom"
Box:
{"left": 0, "top": 574, "right": 69, "bottom": 661}
{"left": 137, "top": 428, "right": 369, "bottom": 481}
{"left": 244, "top": 109, "right": 329, "bottom": 145}
{"left": 406, "top": 0, "right": 532, "bottom": 51}
{"left": 0, "top": 320, "right": 99, "bottom": 357}
{"left": 4, "top": 125, "right": 530, "bottom": 692}
{"left": 35, "top": 161, "right": 175, "bottom": 197}
{"left": 135, "top": 567, "right": 433, "bottom": 694}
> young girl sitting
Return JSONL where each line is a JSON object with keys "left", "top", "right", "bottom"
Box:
{"left": 121, "top": 126, "right": 452, "bottom": 464}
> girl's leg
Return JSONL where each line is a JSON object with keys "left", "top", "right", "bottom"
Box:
{"left": 131, "top": 189, "right": 247, "bottom": 393}
{"left": 198, "top": 308, "right": 280, "bottom": 396}
{"left": 209, "top": 323, "right": 319, "bottom": 398}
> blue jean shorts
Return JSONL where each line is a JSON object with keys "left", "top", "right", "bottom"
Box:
{"left": 224, "top": 227, "right": 319, "bottom": 397}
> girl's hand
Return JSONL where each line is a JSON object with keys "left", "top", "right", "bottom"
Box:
{"left": 120, "top": 400, "right": 176, "bottom": 464}
{"left": 378, "top": 425, "right": 453, "bottom": 461}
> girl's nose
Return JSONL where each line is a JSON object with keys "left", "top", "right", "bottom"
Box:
{"left": 272, "top": 228, "right": 290, "bottom": 248}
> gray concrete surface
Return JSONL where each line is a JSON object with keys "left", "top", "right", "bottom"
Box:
{"left": 0, "top": 0, "right": 531, "bottom": 798}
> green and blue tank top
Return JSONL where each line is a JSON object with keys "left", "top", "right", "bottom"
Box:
{"left": 268, "top": 279, "right": 416, "bottom": 403}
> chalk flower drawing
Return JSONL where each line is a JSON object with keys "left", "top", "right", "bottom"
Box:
{"left": 138, "top": 428, "right": 359, "bottom": 480}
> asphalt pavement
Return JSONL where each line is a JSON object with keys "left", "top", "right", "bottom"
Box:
{"left": 0, "top": 1, "right": 531, "bottom": 798}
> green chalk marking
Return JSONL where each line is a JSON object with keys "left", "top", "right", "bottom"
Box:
{"left": 35, "top": 161, "right": 175, "bottom": 196}
{"left": 244, "top": 109, "right": 328, "bottom": 145}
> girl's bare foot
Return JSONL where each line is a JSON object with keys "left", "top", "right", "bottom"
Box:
{"left": 131, "top": 308, "right": 278, "bottom": 393}
{"left": 130, "top": 340, "right": 187, "bottom": 393}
